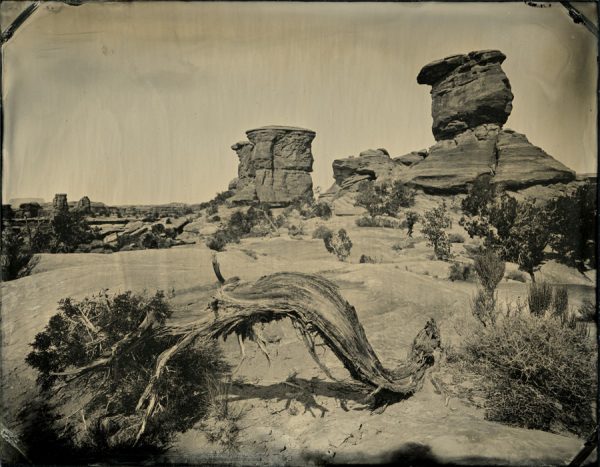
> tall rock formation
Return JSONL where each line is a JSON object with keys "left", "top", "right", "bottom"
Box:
{"left": 76, "top": 196, "right": 92, "bottom": 214}
{"left": 229, "top": 126, "right": 315, "bottom": 206}
{"left": 52, "top": 193, "right": 69, "bottom": 213}
{"left": 323, "top": 49, "right": 575, "bottom": 202}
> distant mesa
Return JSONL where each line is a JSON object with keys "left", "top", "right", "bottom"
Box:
{"left": 229, "top": 125, "right": 315, "bottom": 206}
{"left": 322, "top": 49, "right": 576, "bottom": 202}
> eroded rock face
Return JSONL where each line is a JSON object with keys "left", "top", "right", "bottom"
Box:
{"left": 229, "top": 126, "right": 315, "bottom": 206}
{"left": 323, "top": 149, "right": 407, "bottom": 197}
{"left": 323, "top": 50, "right": 575, "bottom": 203}
{"left": 406, "top": 124, "right": 500, "bottom": 193}
{"left": 417, "top": 50, "right": 513, "bottom": 141}
{"left": 494, "top": 130, "right": 575, "bottom": 189}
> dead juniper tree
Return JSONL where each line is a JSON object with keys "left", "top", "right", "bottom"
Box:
{"left": 26, "top": 254, "right": 441, "bottom": 449}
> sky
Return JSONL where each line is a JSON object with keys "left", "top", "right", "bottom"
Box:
{"left": 1, "top": 1, "right": 597, "bottom": 205}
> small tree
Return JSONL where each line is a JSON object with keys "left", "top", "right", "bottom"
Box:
{"left": 355, "top": 180, "right": 415, "bottom": 218}
{"left": 1, "top": 227, "right": 33, "bottom": 281}
{"left": 499, "top": 200, "right": 549, "bottom": 281}
{"left": 421, "top": 202, "right": 452, "bottom": 260}
{"left": 323, "top": 229, "right": 353, "bottom": 261}
{"left": 405, "top": 211, "right": 419, "bottom": 237}
{"left": 546, "top": 182, "right": 597, "bottom": 271}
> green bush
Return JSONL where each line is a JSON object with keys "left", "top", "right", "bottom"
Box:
{"left": 527, "top": 282, "right": 553, "bottom": 317}
{"left": 323, "top": 229, "right": 353, "bottom": 262}
{"left": 462, "top": 312, "right": 596, "bottom": 436}
{"left": 359, "top": 254, "right": 377, "bottom": 264}
{"left": 421, "top": 202, "right": 452, "bottom": 261}
{"left": 312, "top": 225, "right": 333, "bottom": 240}
{"left": 25, "top": 291, "right": 230, "bottom": 453}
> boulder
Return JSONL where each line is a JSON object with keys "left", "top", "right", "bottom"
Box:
{"left": 394, "top": 150, "right": 428, "bottom": 167}
{"left": 170, "top": 217, "right": 190, "bottom": 232}
{"left": 417, "top": 50, "right": 513, "bottom": 141}
{"left": 129, "top": 226, "right": 150, "bottom": 238}
{"left": 493, "top": 130, "right": 575, "bottom": 189}
{"left": 324, "top": 149, "right": 407, "bottom": 199}
{"left": 124, "top": 221, "right": 144, "bottom": 235}
{"left": 103, "top": 233, "right": 120, "bottom": 244}
{"left": 229, "top": 126, "right": 315, "bottom": 205}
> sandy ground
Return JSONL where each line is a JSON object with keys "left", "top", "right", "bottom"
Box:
{"left": 1, "top": 213, "right": 596, "bottom": 465}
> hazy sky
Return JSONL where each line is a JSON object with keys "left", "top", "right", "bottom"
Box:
{"left": 2, "top": 1, "right": 597, "bottom": 205}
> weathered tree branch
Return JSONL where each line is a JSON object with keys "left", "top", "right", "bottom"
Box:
{"left": 50, "top": 257, "right": 441, "bottom": 444}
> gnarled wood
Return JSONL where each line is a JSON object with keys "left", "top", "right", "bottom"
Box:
{"left": 47, "top": 259, "right": 441, "bottom": 445}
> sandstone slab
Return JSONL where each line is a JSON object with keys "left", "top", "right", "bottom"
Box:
{"left": 494, "top": 130, "right": 575, "bottom": 189}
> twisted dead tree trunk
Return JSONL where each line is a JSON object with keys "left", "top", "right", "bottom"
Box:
{"left": 45, "top": 256, "right": 441, "bottom": 444}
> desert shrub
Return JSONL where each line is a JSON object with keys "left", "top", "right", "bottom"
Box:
{"left": 577, "top": 299, "right": 597, "bottom": 322}
{"left": 323, "top": 229, "right": 352, "bottom": 262}
{"left": 448, "top": 233, "right": 465, "bottom": 243}
{"left": 405, "top": 211, "right": 419, "bottom": 237}
{"left": 312, "top": 225, "right": 333, "bottom": 240}
{"left": 355, "top": 216, "right": 378, "bottom": 228}
{"left": 208, "top": 215, "right": 221, "bottom": 223}
{"left": 391, "top": 242, "right": 404, "bottom": 252}
{"left": 1, "top": 227, "right": 33, "bottom": 281}
{"left": 355, "top": 180, "right": 415, "bottom": 217}
{"left": 471, "top": 288, "right": 497, "bottom": 327}
{"left": 200, "top": 381, "right": 244, "bottom": 452}
{"left": 527, "top": 281, "right": 553, "bottom": 317}
{"left": 205, "top": 231, "right": 231, "bottom": 251}
{"left": 421, "top": 202, "right": 452, "bottom": 261}
{"left": 552, "top": 286, "right": 569, "bottom": 317}
{"left": 474, "top": 249, "right": 505, "bottom": 294}
{"left": 25, "top": 291, "right": 230, "bottom": 454}
{"left": 199, "top": 190, "right": 234, "bottom": 213}
{"left": 359, "top": 254, "right": 376, "bottom": 264}
{"left": 448, "top": 262, "right": 474, "bottom": 282}
{"left": 505, "top": 270, "right": 527, "bottom": 282}
{"left": 310, "top": 202, "right": 332, "bottom": 220}
{"left": 462, "top": 312, "right": 596, "bottom": 435}
{"left": 546, "top": 182, "right": 597, "bottom": 271}
{"left": 139, "top": 232, "right": 159, "bottom": 249}
{"left": 287, "top": 224, "right": 305, "bottom": 238}
{"left": 355, "top": 215, "right": 402, "bottom": 229}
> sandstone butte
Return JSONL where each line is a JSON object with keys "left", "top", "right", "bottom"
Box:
{"left": 321, "top": 49, "right": 577, "bottom": 204}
